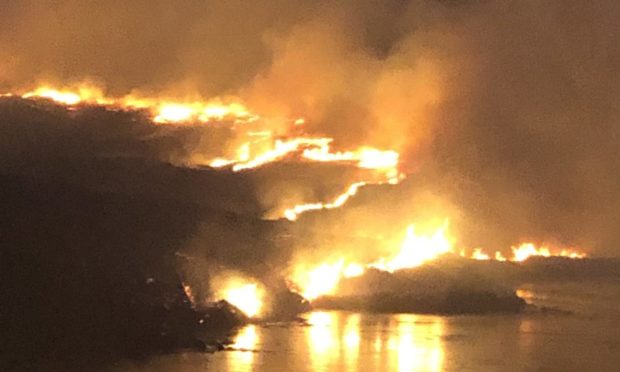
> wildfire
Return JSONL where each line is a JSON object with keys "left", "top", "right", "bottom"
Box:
{"left": 9, "top": 83, "right": 406, "bottom": 219}
{"left": 5, "top": 84, "right": 592, "bottom": 311}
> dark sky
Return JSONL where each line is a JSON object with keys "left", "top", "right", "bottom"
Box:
{"left": 1, "top": 0, "right": 620, "bottom": 255}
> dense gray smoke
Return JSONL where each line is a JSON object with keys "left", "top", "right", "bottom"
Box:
{"left": 1, "top": 0, "right": 619, "bottom": 255}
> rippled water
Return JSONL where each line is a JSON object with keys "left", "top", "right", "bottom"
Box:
{"left": 113, "top": 283, "right": 620, "bottom": 371}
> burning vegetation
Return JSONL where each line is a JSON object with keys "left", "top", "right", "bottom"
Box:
{"left": 0, "top": 87, "right": 589, "bottom": 321}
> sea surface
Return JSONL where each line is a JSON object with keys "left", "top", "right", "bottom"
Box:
{"left": 112, "top": 282, "right": 620, "bottom": 372}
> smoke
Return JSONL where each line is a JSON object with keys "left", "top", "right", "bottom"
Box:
{"left": 1, "top": 0, "right": 620, "bottom": 257}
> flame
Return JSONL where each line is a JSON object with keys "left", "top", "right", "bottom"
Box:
{"left": 288, "top": 224, "right": 588, "bottom": 302}
{"left": 369, "top": 223, "right": 453, "bottom": 272}
{"left": 292, "top": 260, "right": 345, "bottom": 301}
{"left": 510, "top": 243, "right": 586, "bottom": 262}
{"left": 284, "top": 181, "right": 366, "bottom": 221}
{"left": 12, "top": 83, "right": 586, "bottom": 274}
{"left": 18, "top": 84, "right": 257, "bottom": 125}
{"left": 458, "top": 244, "right": 586, "bottom": 262}
{"left": 494, "top": 251, "right": 507, "bottom": 262}
{"left": 9, "top": 84, "right": 406, "bottom": 218}
{"left": 343, "top": 263, "right": 365, "bottom": 278}
{"left": 23, "top": 86, "right": 108, "bottom": 105}
{"left": 152, "top": 100, "right": 256, "bottom": 124}
{"left": 154, "top": 103, "right": 195, "bottom": 123}
{"left": 289, "top": 223, "right": 453, "bottom": 300}
{"left": 302, "top": 145, "right": 399, "bottom": 177}
{"left": 471, "top": 248, "right": 490, "bottom": 261}
{"left": 228, "top": 137, "right": 332, "bottom": 171}
{"left": 217, "top": 278, "right": 264, "bottom": 318}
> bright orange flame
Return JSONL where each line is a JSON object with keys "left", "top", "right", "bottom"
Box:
{"left": 283, "top": 181, "right": 366, "bottom": 221}
{"left": 154, "top": 103, "right": 195, "bottom": 123}
{"left": 471, "top": 248, "right": 490, "bottom": 261}
{"left": 287, "top": 225, "right": 589, "bottom": 301}
{"left": 494, "top": 251, "right": 507, "bottom": 261}
{"left": 293, "top": 260, "right": 345, "bottom": 301}
{"left": 19, "top": 84, "right": 257, "bottom": 125}
{"left": 343, "top": 263, "right": 365, "bottom": 278}
{"left": 230, "top": 138, "right": 331, "bottom": 171}
{"left": 9, "top": 84, "right": 406, "bottom": 218}
{"left": 290, "top": 222, "right": 453, "bottom": 300}
{"left": 302, "top": 145, "right": 399, "bottom": 176}
{"left": 218, "top": 279, "right": 264, "bottom": 318}
{"left": 510, "top": 243, "right": 586, "bottom": 262}
{"left": 369, "top": 223, "right": 453, "bottom": 272}
{"left": 23, "top": 86, "right": 107, "bottom": 105}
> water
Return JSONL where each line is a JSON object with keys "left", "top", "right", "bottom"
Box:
{"left": 112, "top": 283, "right": 620, "bottom": 371}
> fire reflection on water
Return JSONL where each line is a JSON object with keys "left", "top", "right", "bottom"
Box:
{"left": 388, "top": 314, "right": 444, "bottom": 372}
{"left": 306, "top": 311, "right": 444, "bottom": 372}
{"left": 225, "top": 311, "right": 445, "bottom": 371}
{"left": 228, "top": 325, "right": 259, "bottom": 369}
